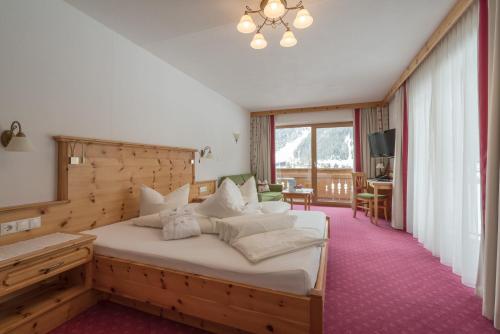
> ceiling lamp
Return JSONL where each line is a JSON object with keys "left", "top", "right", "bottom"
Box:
{"left": 238, "top": 0, "right": 313, "bottom": 50}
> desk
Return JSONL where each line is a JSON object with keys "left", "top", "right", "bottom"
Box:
{"left": 367, "top": 180, "right": 393, "bottom": 225}
{"left": 282, "top": 188, "right": 314, "bottom": 211}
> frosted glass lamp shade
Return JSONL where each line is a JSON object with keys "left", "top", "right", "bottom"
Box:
{"left": 280, "top": 30, "right": 297, "bottom": 47}
{"left": 237, "top": 15, "right": 256, "bottom": 34}
{"left": 5, "top": 135, "right": 33, "bottom": 152}
{"left": 293, "top": 9, "right": 313, "bottom": 29}
{"left": 250, "top": 33, "right": 267, "bottom": 49}
{"left": 264, "top": 0, "right": 285, "bottom": 19}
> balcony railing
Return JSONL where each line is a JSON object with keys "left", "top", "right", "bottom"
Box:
{"left": 276, "top": 168, "right": 353, "bottom": 203}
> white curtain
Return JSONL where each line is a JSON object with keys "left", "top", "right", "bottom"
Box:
{"left": 389, "top": 88, "right": 404, "bottom": 230}
{"left": 407, "top": 3, "right": 480, "bottom": 287}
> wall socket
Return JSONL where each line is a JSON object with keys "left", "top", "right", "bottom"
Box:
{"left": 199, "top": 186, "right": 208, "bottom": 193}
{"left": 0, "top": 216, "right": 42, "bottom": 236}
{"left": 0, "top": 221, "right": 17, "bottom": 236}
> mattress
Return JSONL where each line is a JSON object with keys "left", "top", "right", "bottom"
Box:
{"left": 83, "top": 210, "right": 326, "bottom": 295}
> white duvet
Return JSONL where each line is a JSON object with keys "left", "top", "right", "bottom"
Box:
{"left": 232, "top": 228, "right": 326, "bottom": 263}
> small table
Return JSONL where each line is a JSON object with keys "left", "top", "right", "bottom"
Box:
{"left": 282, "top": 188, "right": 314, "bottom": 211}
{"left": 367, "top": 180, "right": 393, "bottom": 225}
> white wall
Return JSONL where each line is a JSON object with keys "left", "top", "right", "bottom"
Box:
{"left": 0, "top": 0, "right": 250, "bottom": 207}
{"left": 275, "top": 110, "right": 353, "bottom": 127}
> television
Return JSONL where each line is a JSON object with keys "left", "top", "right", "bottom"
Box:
{"left": 368, "top": 129, "right": 396, "bottom": 158}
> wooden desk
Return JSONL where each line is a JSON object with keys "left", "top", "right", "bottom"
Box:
{"left": 282, "top": 188, "right": 314, "bottom": 211}
{"left": 367, "top": 180, "right": 393, "bottom": 225}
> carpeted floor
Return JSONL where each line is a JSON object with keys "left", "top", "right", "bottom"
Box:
{"left": 51, "top": 206, "right": 497, "bottom": 333}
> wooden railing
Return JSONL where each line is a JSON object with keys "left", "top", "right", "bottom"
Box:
{"left": 276, "top": 168, "right": 353, "bottom": 203}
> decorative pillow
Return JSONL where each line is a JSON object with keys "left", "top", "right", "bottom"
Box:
{"left": 238, "top": 176, "right": 259, "bottom": 204}
{"left": 139, "top": 184, "right": 190, "bottom": 216}
{"left": 257, "top": 180, "right": 270, "bottom": 193}
{"left": 196, "top": 178, "right": 245, "bottom": 218}
{"left": 161, "top": 206, "right": 201, "bottom": 240}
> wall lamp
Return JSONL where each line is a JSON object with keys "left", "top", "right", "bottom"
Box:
{"left": 233, "top": 132, "right": 240, "bottom": 143}
{"left": 199, "top": 146, "right": 214, "bottom": 163}
{"left": 1, "top": 121, "right": 34, "bottom": 152}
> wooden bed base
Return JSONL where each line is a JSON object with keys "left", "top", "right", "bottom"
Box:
{"left": 93, "top": 219, "right": 329, "bottom": 334}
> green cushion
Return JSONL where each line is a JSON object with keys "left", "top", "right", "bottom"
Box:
{"left": 356, "top": 192, "right": 386, "bottom": 199}
{"left": 258, "top": 192, "right": 283, "bottom": 202}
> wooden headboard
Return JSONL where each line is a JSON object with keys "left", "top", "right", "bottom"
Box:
{"left": 0, "top": 136, "right": 215, "bottom": 246}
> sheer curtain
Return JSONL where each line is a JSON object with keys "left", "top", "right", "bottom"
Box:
{"left": 407, "top": 3, "right": 481, "bottom": 287}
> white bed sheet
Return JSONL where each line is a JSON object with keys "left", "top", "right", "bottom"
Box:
{"left": 83, "top": 210, "right": 326, "bottom": 295}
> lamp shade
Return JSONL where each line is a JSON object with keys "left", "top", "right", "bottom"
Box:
{"left": 264, "top": 0, "right": 285, "bottom": 19}
{"left": 237, "top": 14, "right": 256, "bottom": 34}
{"left": 251, "top": 33, "right": 267, "bottom": 49}
{"left": 293, "top": 9, "right": 313, "bottom": 29}
{"left": 280, "top": 30, "right": 297, "bottom": 47}
{"left": 5, "top": 135, "right": 33, "bottom": 152}
{"left": 205, "top": 151, "right": 214, "bottom": 160}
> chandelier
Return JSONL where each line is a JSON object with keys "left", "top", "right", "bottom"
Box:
{"left": 237, "top": 0, "right": 314, "bottom": 49}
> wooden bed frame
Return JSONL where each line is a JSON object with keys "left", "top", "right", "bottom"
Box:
{"left": 92, "top": 217, "right": 329, "bottom": 334}
{"left": 0, "top": 136, "right": 328, "bottom": 334}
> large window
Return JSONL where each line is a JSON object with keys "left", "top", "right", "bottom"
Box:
{"left": 275, "top": 123, "right": 354, "bottom": 204}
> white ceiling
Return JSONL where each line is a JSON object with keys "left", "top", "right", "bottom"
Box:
{"left": 66, "top": 0, "right": 456, "bottom": 111}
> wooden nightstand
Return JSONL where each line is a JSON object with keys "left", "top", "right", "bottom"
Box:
{"left": 0, "top": 233, "right": 96, "bottom": 334}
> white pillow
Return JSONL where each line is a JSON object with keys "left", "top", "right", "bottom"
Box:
{"left": 196, "top": 178, "right": 245, "bottom": 218}
{"left": 239, "top": 177, "right": 259, "bottom": 205}
{"left": 186, "top": 203, "right": 218, "bottom": 234}
{"left": 132, "top": 212, "right": 162, "bottom": 228}
{"left": 139, "top": 184, "right": 190, "bottom": 216}
{"left": 259, "top": 201, "right": 291, "bottom": 214}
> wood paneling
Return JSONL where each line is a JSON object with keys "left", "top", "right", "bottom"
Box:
{"left": 0, "top": 136, "right": 200, "bottom": 246}
{"left": 251, "top": 101, "right": 383, "bottom": 117}
{"left": 383, "top": 0, "right": 475, "bottom": 103}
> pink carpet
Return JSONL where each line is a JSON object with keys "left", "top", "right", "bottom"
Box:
{"left": 51, "top": 207, "right": 497, "bottom": 334}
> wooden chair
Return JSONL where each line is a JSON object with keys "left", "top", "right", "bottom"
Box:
{"left": 351, "top": 172, "right": 389, "bottom": 222}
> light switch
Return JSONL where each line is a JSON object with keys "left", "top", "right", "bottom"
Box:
{"left": 200, "top": 186, "right": 208, "bottom": 193}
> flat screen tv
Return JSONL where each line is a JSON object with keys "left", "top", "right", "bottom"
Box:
{"left": 368, "top": 129, "right": 396, "bottom": 158}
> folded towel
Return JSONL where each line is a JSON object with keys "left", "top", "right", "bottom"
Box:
{"left": 215, "top": 213, "right": 297, "bottom": 245}
{"left": 161, "top": 207, "right": 201, "bottom": 240}
{"left": 232, "top": 228, "right": 326, "bottom": 263}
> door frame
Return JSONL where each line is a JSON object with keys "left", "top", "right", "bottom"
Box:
{"left": 275, "top": 121, "right": 354, "bottom": 207}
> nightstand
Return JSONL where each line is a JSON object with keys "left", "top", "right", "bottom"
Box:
{"left": 0, "top": 233, "right": 96, "bottom": 334}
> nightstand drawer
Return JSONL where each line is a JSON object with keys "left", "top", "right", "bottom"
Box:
{"left": 0, "top": 245, "right": 92, "bottom": 296}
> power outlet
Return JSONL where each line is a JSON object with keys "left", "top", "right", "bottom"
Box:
{"left": 0, "top": 221, "right": 18, "bottom": 236}
{"left": 17, "top": 219, "right": 31, "bottom": 232}
{"left": 29, "top": 216, "right": 42, "bottom": 229}
{"left": 200, "top": 186, "right": 208, "bottom": 193}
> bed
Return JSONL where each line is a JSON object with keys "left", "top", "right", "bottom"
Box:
{"left": 1, "top": 136, "right": 328, "bottom": 334}
{"left": 86, "top": 210, "right": 329, "bottom": 334}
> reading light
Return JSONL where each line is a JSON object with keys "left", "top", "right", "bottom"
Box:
{"left": 1, "top": 121, "right": 34, "bottom": 152}
{"left": 233, "top": 132, "right": 240, "bottom": 143}
{"left": 199, "top": 146, "right": 214, "bottom": 163}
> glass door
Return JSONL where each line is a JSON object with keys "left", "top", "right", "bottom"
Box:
{"left": 275, "top": 126, "right": 312, "bottom": 192}
{"left": 312, "top": 123, "right": 354, "bottom": 205}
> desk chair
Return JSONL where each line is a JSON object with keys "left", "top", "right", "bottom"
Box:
{"left": 351, "top": 172, "right": 388, "bottom": 222}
